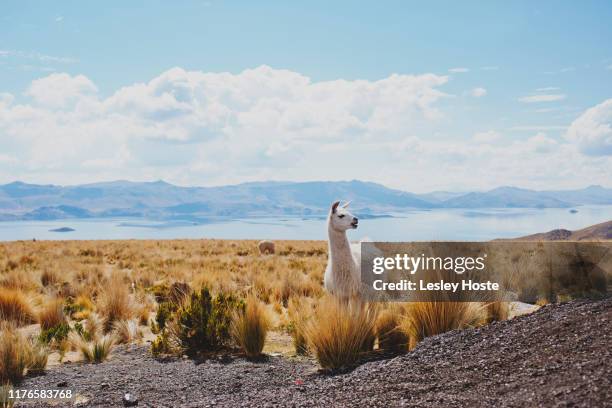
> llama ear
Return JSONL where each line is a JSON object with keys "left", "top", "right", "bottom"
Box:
{"left": 331, "top": 201, "right": 340, "bottom": 213}
{"left": 342, "top": 201, "right": 351, "bottom": 209}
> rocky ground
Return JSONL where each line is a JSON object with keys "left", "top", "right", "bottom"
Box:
{"left": 20, "top": 297, "right": 611, "bottom": 407}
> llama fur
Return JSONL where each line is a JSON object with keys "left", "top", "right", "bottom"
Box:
{"left": 323, "top": 201, "right": 363, "bottom": 299}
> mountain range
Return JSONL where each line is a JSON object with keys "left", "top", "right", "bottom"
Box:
{"left": 1, "top": 180, "right": 611, "bottom": 221}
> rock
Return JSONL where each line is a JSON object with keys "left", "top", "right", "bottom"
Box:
{"left": 56, "top": 381, "right": 68, "bottom": 387}
{"left": 258, "top": 240, "right": 275, "bottom": 255}
{"left": 123, "top": 393, "right": 138, "bottom": 407}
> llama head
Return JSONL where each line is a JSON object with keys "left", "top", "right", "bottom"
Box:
{"left": 328, "top": 200, "right": 358, "bottom": 232}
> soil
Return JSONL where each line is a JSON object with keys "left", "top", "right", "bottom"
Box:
{"left": 19, "top": 297, "right": 611, "bottom": 407}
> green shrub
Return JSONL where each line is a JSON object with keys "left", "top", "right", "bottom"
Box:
{"left": 151, "top": 287, "right": 243, "bottom": 356}
{"left": 153, "top": 302, "right": 176, "bottom": 332}
{"left": 38, "top": 322, "right": 71, "bottom": 345}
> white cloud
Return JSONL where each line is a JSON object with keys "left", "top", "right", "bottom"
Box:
{"left": 518, "top": 94, "right": 566, "bottom": 103}
{"left": 535, "top": 87, "right": 560, "bottom": 92}
{"left": 25, "top": 73, "right": 98, "bottom": 108}
{"left": 470, "top": 87, "right": 487, "bottom": 97}
{"left": 1, "top": 66, "right": 610, "bottom": 191}
{"left": 526, "top": 132, "right": 558, "bottom": 153}
{"left": 448, "top": 67, "right": 469, "bottom": 73}
{"left": 472, "top": 130, "right": 500, "bottom": 143}
{"left": 566, "top": 99, "right": 612, "bottom": 156}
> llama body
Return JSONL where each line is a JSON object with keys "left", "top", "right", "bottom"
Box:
{"left": 324, "top": 201, "right": 362, "bottom": 299}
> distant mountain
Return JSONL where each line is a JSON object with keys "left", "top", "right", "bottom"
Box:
{"left": 0, "top": 180, "right": 611, "bottom": 221}
{"left": 440, "top": 186, "right": 573, "bottom": 208}
{"left": 513, "top": 220, "right": 612, "bottom": 241}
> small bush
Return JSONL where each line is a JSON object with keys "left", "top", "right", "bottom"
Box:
{"left": 153, "top": 302, "right": 176, "bottom": 332}
{"left": 152, "top": 287, "right": 243, "bottom": 356}
{"left": 304, "top": 297, "right": 378, "bottom": 370}
{"left": 0, "top": 289, "right": 35, "bottom": 326}
{"left": 25, "top": 340, "right": 48, "bottom": 374}
{"left": 402, "top": 302, "right": 485, "bottom": 348}
{"left": 38, "top": 322, "right": 71, "bottom": 345}
{"left": 231, "top": 295, "right": 270, "bottom": 358}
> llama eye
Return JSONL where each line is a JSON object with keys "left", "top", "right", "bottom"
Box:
{"left": 338, "top": 214, "right": 345, "bottom": 218}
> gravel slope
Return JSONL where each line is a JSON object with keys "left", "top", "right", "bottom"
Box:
{"left": 21, "top": 298, "right": 611, "bottom": 407}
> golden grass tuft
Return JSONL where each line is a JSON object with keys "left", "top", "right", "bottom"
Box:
{"left": 485, "top": 301, "right": 509, "bottom": 323}
{"left": 70, "top": 332, "right": 115, "bottom": 363}
{"left": 112, "top": 319, "right": 142, "bottom": 344}
{"left": 0, "top": 289, "right": 35, "bottom": 326}
{"left": 0, "top": 325, "right": 47, "bottom": 385}
{"left": 375, "top": 306, "right": 409, "bottom": 351}
{"left": 304, "top": 297, "right": 378, "bottom": 370}
{"left": 98, "top": 275, "right": 134, "bottom": 332}
{"left": 0, "top": 326, "right": 29, "bottom": 384}
{"left": 231, "top": 295, "right": 271, "bottom": 358}
{"left": 401, "top": 302, "right": 486, "bottom": 349}
{"left": 38, "top": 298, "right": 66, "bottom": 330}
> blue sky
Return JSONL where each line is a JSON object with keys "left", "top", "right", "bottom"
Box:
{"left": 1, "top": 1, "right": 611, "bottom": 191}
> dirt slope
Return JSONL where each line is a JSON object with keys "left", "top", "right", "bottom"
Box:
{"left": 515, "top": 220, "right": 612, "bottom": 241}
{"left": 21, "top": 298, "right": 611, "bottom": 408}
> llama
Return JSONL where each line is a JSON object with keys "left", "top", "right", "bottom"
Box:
{"left": 258, "top": 240, "right": 275, "bottom": 255}
{"left": 323, "top": 201, "right": 362, "bottom": 299}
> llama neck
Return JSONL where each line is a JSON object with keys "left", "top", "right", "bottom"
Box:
{"left": 328, "top": 225, "right": 355, "bottom": 271}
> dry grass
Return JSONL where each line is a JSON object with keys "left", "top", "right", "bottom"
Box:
{"left": 0, "top": 326, "right": 29, "bottom": 384}
{"left": 113, "top": 319, "right": 142, "bottom": 344}
{"left": 304, "top": 297, "right": 378, "bottom": 370}
{"left": 0, "top": 289, "right": 35, "bottom": 326}
{"left": 231, "top": 295, "right": 271, "bottom": 358}
{"left": 98, "top": 274, "right": 134, "bottom": 332}
{"left": 376, "top": 306, "right": 409, "bottom": 351}
{"left": 0, "top": 325, "right": 47, "bottom": 384}
{"left": 38, "top": 298, "right": 66, "bottom": 330}
{"left": 485, "top": 301, "right": 510, "bottom": 323}
{"left": 70, "top": 332, "right": 115, "bottom": 363}
{"left": 401, "top": 302, "right": 486, "bottom": 349}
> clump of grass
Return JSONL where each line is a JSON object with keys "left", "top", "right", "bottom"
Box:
{"left": 0, "top": 326, "right": 29, "bottom": 384}
{"left": 25, "top": 340, "right": 48, "bottom": 374}
{"left": 304, "top": 297, "right": 378, "bottom": 370}
{"left": 0, "top": 289, "right": 35, "bottom": 326}
{"left": 402, "top": 302, "right": 485, "bottom": 349}
{"left": 40, "top": 269, "right": 60, "bottom": 287}
{"left": 287, "top": 297, "right": 312, "bottom": 355}
{"left": 485, "top": 301, "right": 509, "bottom": 323}
{"left": 231, "top": 295, "right": 270, "bottom": 358}
{"left": 0, "top": 325, "right": 48, "bottom": 384}
{"left": 0, "top": 383, "right": 15, "bottom": 408}
{"left": 38, "top": 298, "right": 66, "bottom": 330}
{"left": 112, "top": 319, "right": 142, "bottom": 344}
{"left": 376, "top": 306, "right": 409, "bottom": 351}
{"left": 98, "top": 275, "right": 134, "bottom": 332}
{"left": 70, "top": 333, "right": 115, "bottom": 363}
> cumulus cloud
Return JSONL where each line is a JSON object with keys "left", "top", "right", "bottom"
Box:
{"left": 518, "top": 94, "right": 566, "bottom": 103}
{"left": 566, "top": 99, "right": 612, "bottom": 156}
{"left": 1, "top": 66, "right": 610, "bottom": 191}
{"left": 26, "top": 73, "right": 98, "bottom": 108}
{"left": 470, "top": 87, "right": 487, "bottom": 97}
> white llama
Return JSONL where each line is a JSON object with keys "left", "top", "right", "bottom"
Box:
{"left": 323, "top": 201, "right": 363, "bottom": 299}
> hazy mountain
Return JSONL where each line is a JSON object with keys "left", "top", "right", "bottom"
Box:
{"left": 440, "top": 186, "right": 574, "bottom": 209}
{"left": 1, "top": 180, "right": 611, "bottom": 221}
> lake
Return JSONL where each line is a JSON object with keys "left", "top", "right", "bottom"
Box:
{"left": 1, "top": 206, "right": 611, "bottom": 242}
